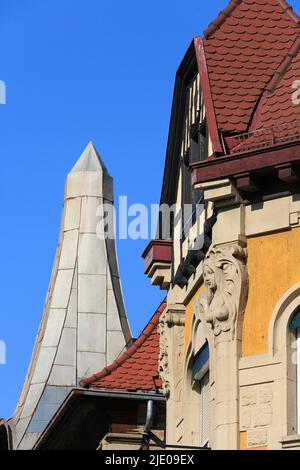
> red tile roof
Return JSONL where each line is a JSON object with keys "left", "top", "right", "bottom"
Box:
{"left": 80, "top": 301, "right": 166, "bottom": 393}
{"left": 252, "top": 40, "right": 300, "bottom": 131}
{"left": 203, "top": 0, "right": 299, "bottom": 134}
{"left": 226, "top": 38, "right": 300, "bottom": 153}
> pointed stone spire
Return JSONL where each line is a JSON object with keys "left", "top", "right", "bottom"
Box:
{"left": 70, "top": 141, "right": 108, "bottom": 173}
{"left": 9, "top": 142, "right": 132, "bottom": 449}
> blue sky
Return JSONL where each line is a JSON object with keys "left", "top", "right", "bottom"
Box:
{"left": 0, "top": 0, "right": 299, "bottom": 420}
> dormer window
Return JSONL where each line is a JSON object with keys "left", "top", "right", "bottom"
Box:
{"left": 181, "top": 73, "right": 206, "bottom": 236}
{"left": 190, "top": 117, "right": 208, "bottom": 164}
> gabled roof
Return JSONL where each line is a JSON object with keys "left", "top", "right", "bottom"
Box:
{"left": 203, "top": 0, "right": 299, "bottom": 134}
{"left": 159, "top": 0, "right": 300, "bottom": 211}
{"left": 80, "top": 302, "right": 166, "bottom": 393}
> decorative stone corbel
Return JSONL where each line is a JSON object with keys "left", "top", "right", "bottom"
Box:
{"left": 197, "top": 240, "right": 248, "bottom": 338}
{"left": 158, "top": 304, "right": 185, "bottom": 398}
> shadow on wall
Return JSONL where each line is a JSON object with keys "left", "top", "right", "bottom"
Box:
{"left": 0, "top": 421, "right": 13, "bottom": 450}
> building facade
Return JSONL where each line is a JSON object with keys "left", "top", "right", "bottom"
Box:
{"left": 2, "top": 0, "right": 300, "bottom": 452}
{"left": 143, "top": 0, "right": 300, "bottom": 451}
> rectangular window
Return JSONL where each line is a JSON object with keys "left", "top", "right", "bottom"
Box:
{"left": 297, "top": 327, "right": 300, "bottom": 433}
{"left": 192, "top": 344, "right": 210, "bottom": 448}
{"left": 200, "top": 372, "right": 210, "bottom": 447}
{"left": 192, "top": 344, "right": 209, "bottom": 381}
{"left": 289, "top": 312, "right": 300, "bottom": 434}
{"left": 180, "top": 73, "right": 206, "bottom": 240}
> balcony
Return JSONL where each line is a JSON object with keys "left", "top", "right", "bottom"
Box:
{"left": 142, "top": 240, "right": 173, "bottom": 291}
{"left": 191, "top": 121, "right": 300, "bottom": 204}
{"left": 227, "top": 120, "right": 300, "bottom": 155}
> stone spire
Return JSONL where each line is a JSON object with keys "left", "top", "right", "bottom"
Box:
{"left": 10, "top": 142, "right": 132, "bottom": 449}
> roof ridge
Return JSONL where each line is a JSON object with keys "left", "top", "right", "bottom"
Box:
{"left": 204, "top": 0, "right": 300, "bottom": 39}
{"left": 79, "top": 301, "right": 166, "bottom": 388}
{"left": 277, "top": 0, "right": 300, "bottom": 24}
{"left": 204, "top": 0, "right": 241, "bottom": 39}
{"left": 248, "top": 34, "right": 300, "bottom": 131}
{"left": 266, "top": 34, "right": 300, "bottom": 93}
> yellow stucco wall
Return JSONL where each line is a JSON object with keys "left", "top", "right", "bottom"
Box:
{"left": 184, "top": 285, "right": 204, "bottom": 350}
{"left": 240, "top": 432, "right": 267, "bottom": 451}
{"left": 242, "top": 227, "right": 300, "bottom": 356}
{"left": 182, "top": 228, "right": 300, "bottom": 450}
{"left": 183, "top": 228, "right": 300, "bottom": 355}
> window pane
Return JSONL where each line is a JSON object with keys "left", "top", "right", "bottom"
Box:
{"left": 200, "top": 372, "right": 210, "bottom": 447}
{"left": 192, "top": 343, "right": 209, "bottom": 381}
{"left": 290, "top": 310, "right": 300, "bottom": 330}
{"left": 297, "top": 328, "right": 300, "bottom": 434}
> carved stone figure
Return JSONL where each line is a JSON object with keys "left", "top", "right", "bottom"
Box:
{"left": 158, "top": 307, "right": 186, "bottom": 399}
{"left": 158, "top": 309, "right": 171, "bottom": 398}
{"left": 198, "top": 243, "right": 248, "bottom": 337}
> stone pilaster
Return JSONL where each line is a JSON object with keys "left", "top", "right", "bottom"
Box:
{"left": 158, "top": 303, "right": 186, "bottom": 446}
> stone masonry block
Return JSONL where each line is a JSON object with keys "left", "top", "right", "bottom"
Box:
{"left": 252, "top": 405, "right": 272, "bottom": 427}
{"left": 240, "top": 410, "right": 252, "bottom": 430}
{"left": 259, "top": 386, "right": 273, "bottom": 405}
{"left": 247, "top": 429, "right": 267, "bottom": 447}
{"left": 241, "top": 388, "right": 257, "bottom": 407}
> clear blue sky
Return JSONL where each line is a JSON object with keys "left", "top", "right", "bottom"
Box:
{"left": 0, "top": 0, "right": 299, "bottom": 420}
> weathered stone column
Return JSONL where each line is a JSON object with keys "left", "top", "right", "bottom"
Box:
{"left": 158, "top": 303, "right": 186, "bottom": 446}
{"left": 200, "top": 240, "right": 248, "bottom": 450}
{"left": 214, "top": 332, "right": 240, "bottom": 449}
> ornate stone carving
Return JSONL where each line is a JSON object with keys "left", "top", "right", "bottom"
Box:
{"left": 197, "top": 242, "right": 248, "bottom": 337}
{"left": 158, "top": 309, "right": 171, "bottom": 398}
{"left": 158, "top": 306, "right": 186, "bottom": 399}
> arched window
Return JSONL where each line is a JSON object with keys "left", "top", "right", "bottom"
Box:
{"left": 289, "top": 309, "right": 300, "bottom": 434}
{"left": 191, "top": 342, "right": 210, "bottom": 447}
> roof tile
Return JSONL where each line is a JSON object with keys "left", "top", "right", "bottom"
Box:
{"left": 203, "top": 0, "right": 299, "bottom": 133}
{"left": 227, "top": 37, "right": 300, "bottom": 153}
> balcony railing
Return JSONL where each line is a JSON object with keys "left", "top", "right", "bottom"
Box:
{"left": 227, "top": 120, "right": 300, "bottom": 155}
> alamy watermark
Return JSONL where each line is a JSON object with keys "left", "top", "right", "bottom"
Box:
{"left": 0, "top": 340, "right": 6, "bottom": 365}
{"left": 0, "top": 80, "right": 6, "bottom": 105}
{"left": 292, "top": 80, "right": 300, "bottom": 105}
{"left": 95, "top": 196, "right": 206, "bottom": 250}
